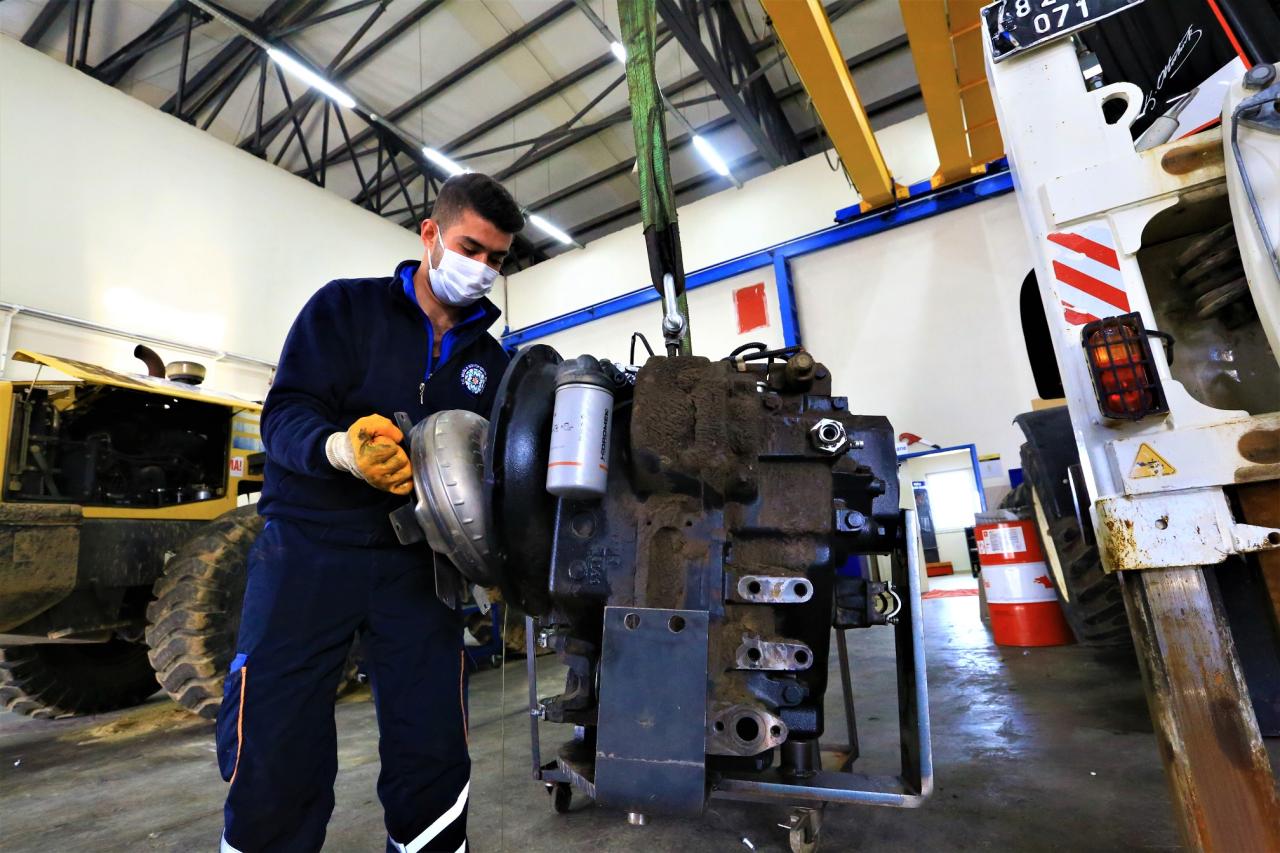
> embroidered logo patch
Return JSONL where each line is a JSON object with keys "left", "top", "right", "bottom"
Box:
{"left": 461, "top": 363, "right": 487, "bottom": 395}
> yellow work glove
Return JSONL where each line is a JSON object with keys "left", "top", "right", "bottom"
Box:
{"left": 324, "top": 414, "right": 414, "bottom": 495}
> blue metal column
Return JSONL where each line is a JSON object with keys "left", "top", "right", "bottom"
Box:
{"left": 772, "top": 252, "right": 801, "bottom": 348}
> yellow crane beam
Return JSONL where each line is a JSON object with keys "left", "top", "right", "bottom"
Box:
{"left": 899, "top": 0, "right": 1005, "bottom": 186}
{"left": 949, "top": 0, "right": 1004, "bottom": 164}
{"left": 761, "top": 0, "right": 898, "bottom": 210}
{"left": 899, "top": 0, "right": 972, "bottom": 185}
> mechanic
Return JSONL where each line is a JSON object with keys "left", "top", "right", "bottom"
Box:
{"left": 216, "top": 173, "right": 522, "bottom": 853}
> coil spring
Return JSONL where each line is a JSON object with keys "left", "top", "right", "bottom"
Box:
{"left": 1173, "top": 222, "right": 1254, "bottom": 323}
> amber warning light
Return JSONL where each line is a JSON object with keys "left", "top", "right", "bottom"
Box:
{"left": 1081, "top": 313, "right": 1169, "bottom": 421}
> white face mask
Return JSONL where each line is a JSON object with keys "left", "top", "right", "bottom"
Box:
{"left": 428, "top": 232, "right": 499, "bottom": 307}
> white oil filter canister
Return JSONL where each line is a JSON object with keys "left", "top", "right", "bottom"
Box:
{"left": 547, "top": 355, "right": 614, "bottom": 499}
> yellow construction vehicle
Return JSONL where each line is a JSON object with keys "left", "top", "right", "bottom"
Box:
{"left": 0, "top": 347, "right": 265, "bottom": 719}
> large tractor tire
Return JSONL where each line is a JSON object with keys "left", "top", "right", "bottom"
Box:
{"left": 1014, "top": 409, "right": 1131, "bottom": 647}
{"left": 999, "top": 481, "right": 1031, "bottom": 511}
{"left": 146, "top": 505, "right": 362, "bottom": 719}
{"left": 0, "top": 639, "right": 158, "bottom": 719}
{"left": 146, "top": 504, "right": 262, "bottom": 719}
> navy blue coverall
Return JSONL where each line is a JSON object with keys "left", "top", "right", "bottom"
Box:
{"left": 217, "top": 260, "right": 509, "bottom": 853}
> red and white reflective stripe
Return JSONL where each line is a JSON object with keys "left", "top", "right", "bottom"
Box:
{"left": 1047, "top": 226, "right": 1129, "bottom": 325}
{"left": 982, "top": 560, "right": 1059, "bottom": 604}
{"left": 391, "top": 780, "right": 469, "bottom": 853}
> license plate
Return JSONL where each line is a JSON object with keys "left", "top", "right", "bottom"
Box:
{"left": 982, "top": 0, "right": 1145, "bottom": 63}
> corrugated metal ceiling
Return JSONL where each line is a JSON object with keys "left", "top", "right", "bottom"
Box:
{"left": 1, "top": 0, "right": 922, "bottom": 267}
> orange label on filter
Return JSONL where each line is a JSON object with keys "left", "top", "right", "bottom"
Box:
{"left": 1130, "top": 443, "right": 1176, "bottom": 479}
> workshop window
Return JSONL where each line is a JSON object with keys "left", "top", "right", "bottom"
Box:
{"left": 924, "top": 468, "right": 983, "bottom": 532}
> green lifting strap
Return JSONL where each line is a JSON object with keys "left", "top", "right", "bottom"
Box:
{"left": 619, "top": 0, "right": 674, "bottom": 230}
{"left": 619, "top": 0, "right": 691, "bottom": 355}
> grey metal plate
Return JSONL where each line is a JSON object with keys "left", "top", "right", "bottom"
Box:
{"left": 595, "top": 606, "right": 709, "bottom": 816}
{"left": 710, "top": 509, "right": 934, "bottom": 809}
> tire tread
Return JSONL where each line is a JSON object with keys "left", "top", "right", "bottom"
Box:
{"left": 144, "top": 504, "right": 262, "bottom": 720}
{"left": 1017, "top": 446, "right": 1132, "bottom": 647}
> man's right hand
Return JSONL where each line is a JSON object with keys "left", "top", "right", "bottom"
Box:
{"left": 325, "top": 415, "right": 414, "bottom": 495}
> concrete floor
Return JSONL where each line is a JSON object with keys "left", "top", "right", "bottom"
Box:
{"left": 924, "top": 571, "right": 979, "bottom": 593}
{"left": 1, "top": 596, "right": 1272, "bottom": 852}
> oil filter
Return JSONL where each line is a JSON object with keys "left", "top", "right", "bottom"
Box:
{"left": 546, "top": 355, "right": 614, "bottom": 499}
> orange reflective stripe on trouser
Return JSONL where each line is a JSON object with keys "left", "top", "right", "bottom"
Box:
{"left": 458, "top": 650, "right": 468, "bottom": 745}
{"left": 230, "top": 665, "right": 247, "bottom": 785}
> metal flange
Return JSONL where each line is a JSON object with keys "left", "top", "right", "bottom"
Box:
{"left": 405, "top": 410, "right": 501, "bottom": 587}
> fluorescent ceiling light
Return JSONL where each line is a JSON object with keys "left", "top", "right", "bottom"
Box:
{"left": 528, "top": 213, "right": 575, "bottom": 245}
{"left": 422, "top": 146, "right": 469, "bottom": 177}
{"left": 692, "top": 134, "right": 731, "bottom": 177}
{"left": 266, "top": 48, "right": 355, "bottom": 109}
{"left": 610, "top": 41, "right": 627, "bottom": 63}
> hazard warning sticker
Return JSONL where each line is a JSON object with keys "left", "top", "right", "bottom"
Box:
{"left": 1130, "top": 443, "right": 1176, "bottom": 479}
{"left": 230, "top": 457, "right": 245, "bottom": 478}
{"left": 978, "top": 526, "right": 1026, "bottom": 556}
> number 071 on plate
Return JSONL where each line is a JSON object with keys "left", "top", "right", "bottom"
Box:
{"left": 982, "top": 0, "right": 1145, "bottom": 63}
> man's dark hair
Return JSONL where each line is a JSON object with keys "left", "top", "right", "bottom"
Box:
{"left": 433, "top": 173, "right": 524, "bottom": 234}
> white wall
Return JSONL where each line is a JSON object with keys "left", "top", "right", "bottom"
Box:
{"left": 792, "top": 194, "right": 1038, "bottom": 465}
{"left": 506, "top": 113, "right": 942, "bottom": 330}
{"left": 504, "top": 111, "right": 1039, "bottom": 471}
{"left": 0, "top": 37, "right": 422, "bottom": 398}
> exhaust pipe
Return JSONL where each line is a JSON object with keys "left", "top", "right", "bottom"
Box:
{"left": 134, "top": 345, "right": 165, "bottom": 378}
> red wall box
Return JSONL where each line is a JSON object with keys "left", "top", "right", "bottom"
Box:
{"left": 734, "top": 282, "right": 769, "bottom": 334}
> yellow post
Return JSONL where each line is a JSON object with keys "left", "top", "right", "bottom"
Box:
{"left": 761, "top": 0, "right": 897, "bottom": 210}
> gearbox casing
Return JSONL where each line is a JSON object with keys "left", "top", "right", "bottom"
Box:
{"left": 514, "top": 354, "right": 899, "bottom": 814}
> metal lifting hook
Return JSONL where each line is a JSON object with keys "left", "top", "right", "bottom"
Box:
{"left": 660, "top": 273, "right": 686, "bottom": 356}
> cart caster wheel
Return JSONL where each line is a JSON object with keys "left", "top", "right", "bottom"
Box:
{"left": 547, "top": 782, "right": 572, "bottom": 813}
{"left": 788, "top": 806, "right": 822, "bottom": 853}
{"left": 489, "top": 654, "right": 504, "bottom": 669}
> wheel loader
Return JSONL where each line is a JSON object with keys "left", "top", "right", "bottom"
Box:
{"left": 0, "top": 347, "right": 265, "bottom": 719}
{"left": 981, "top": 0, "right": 1280, "bottom": 845}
